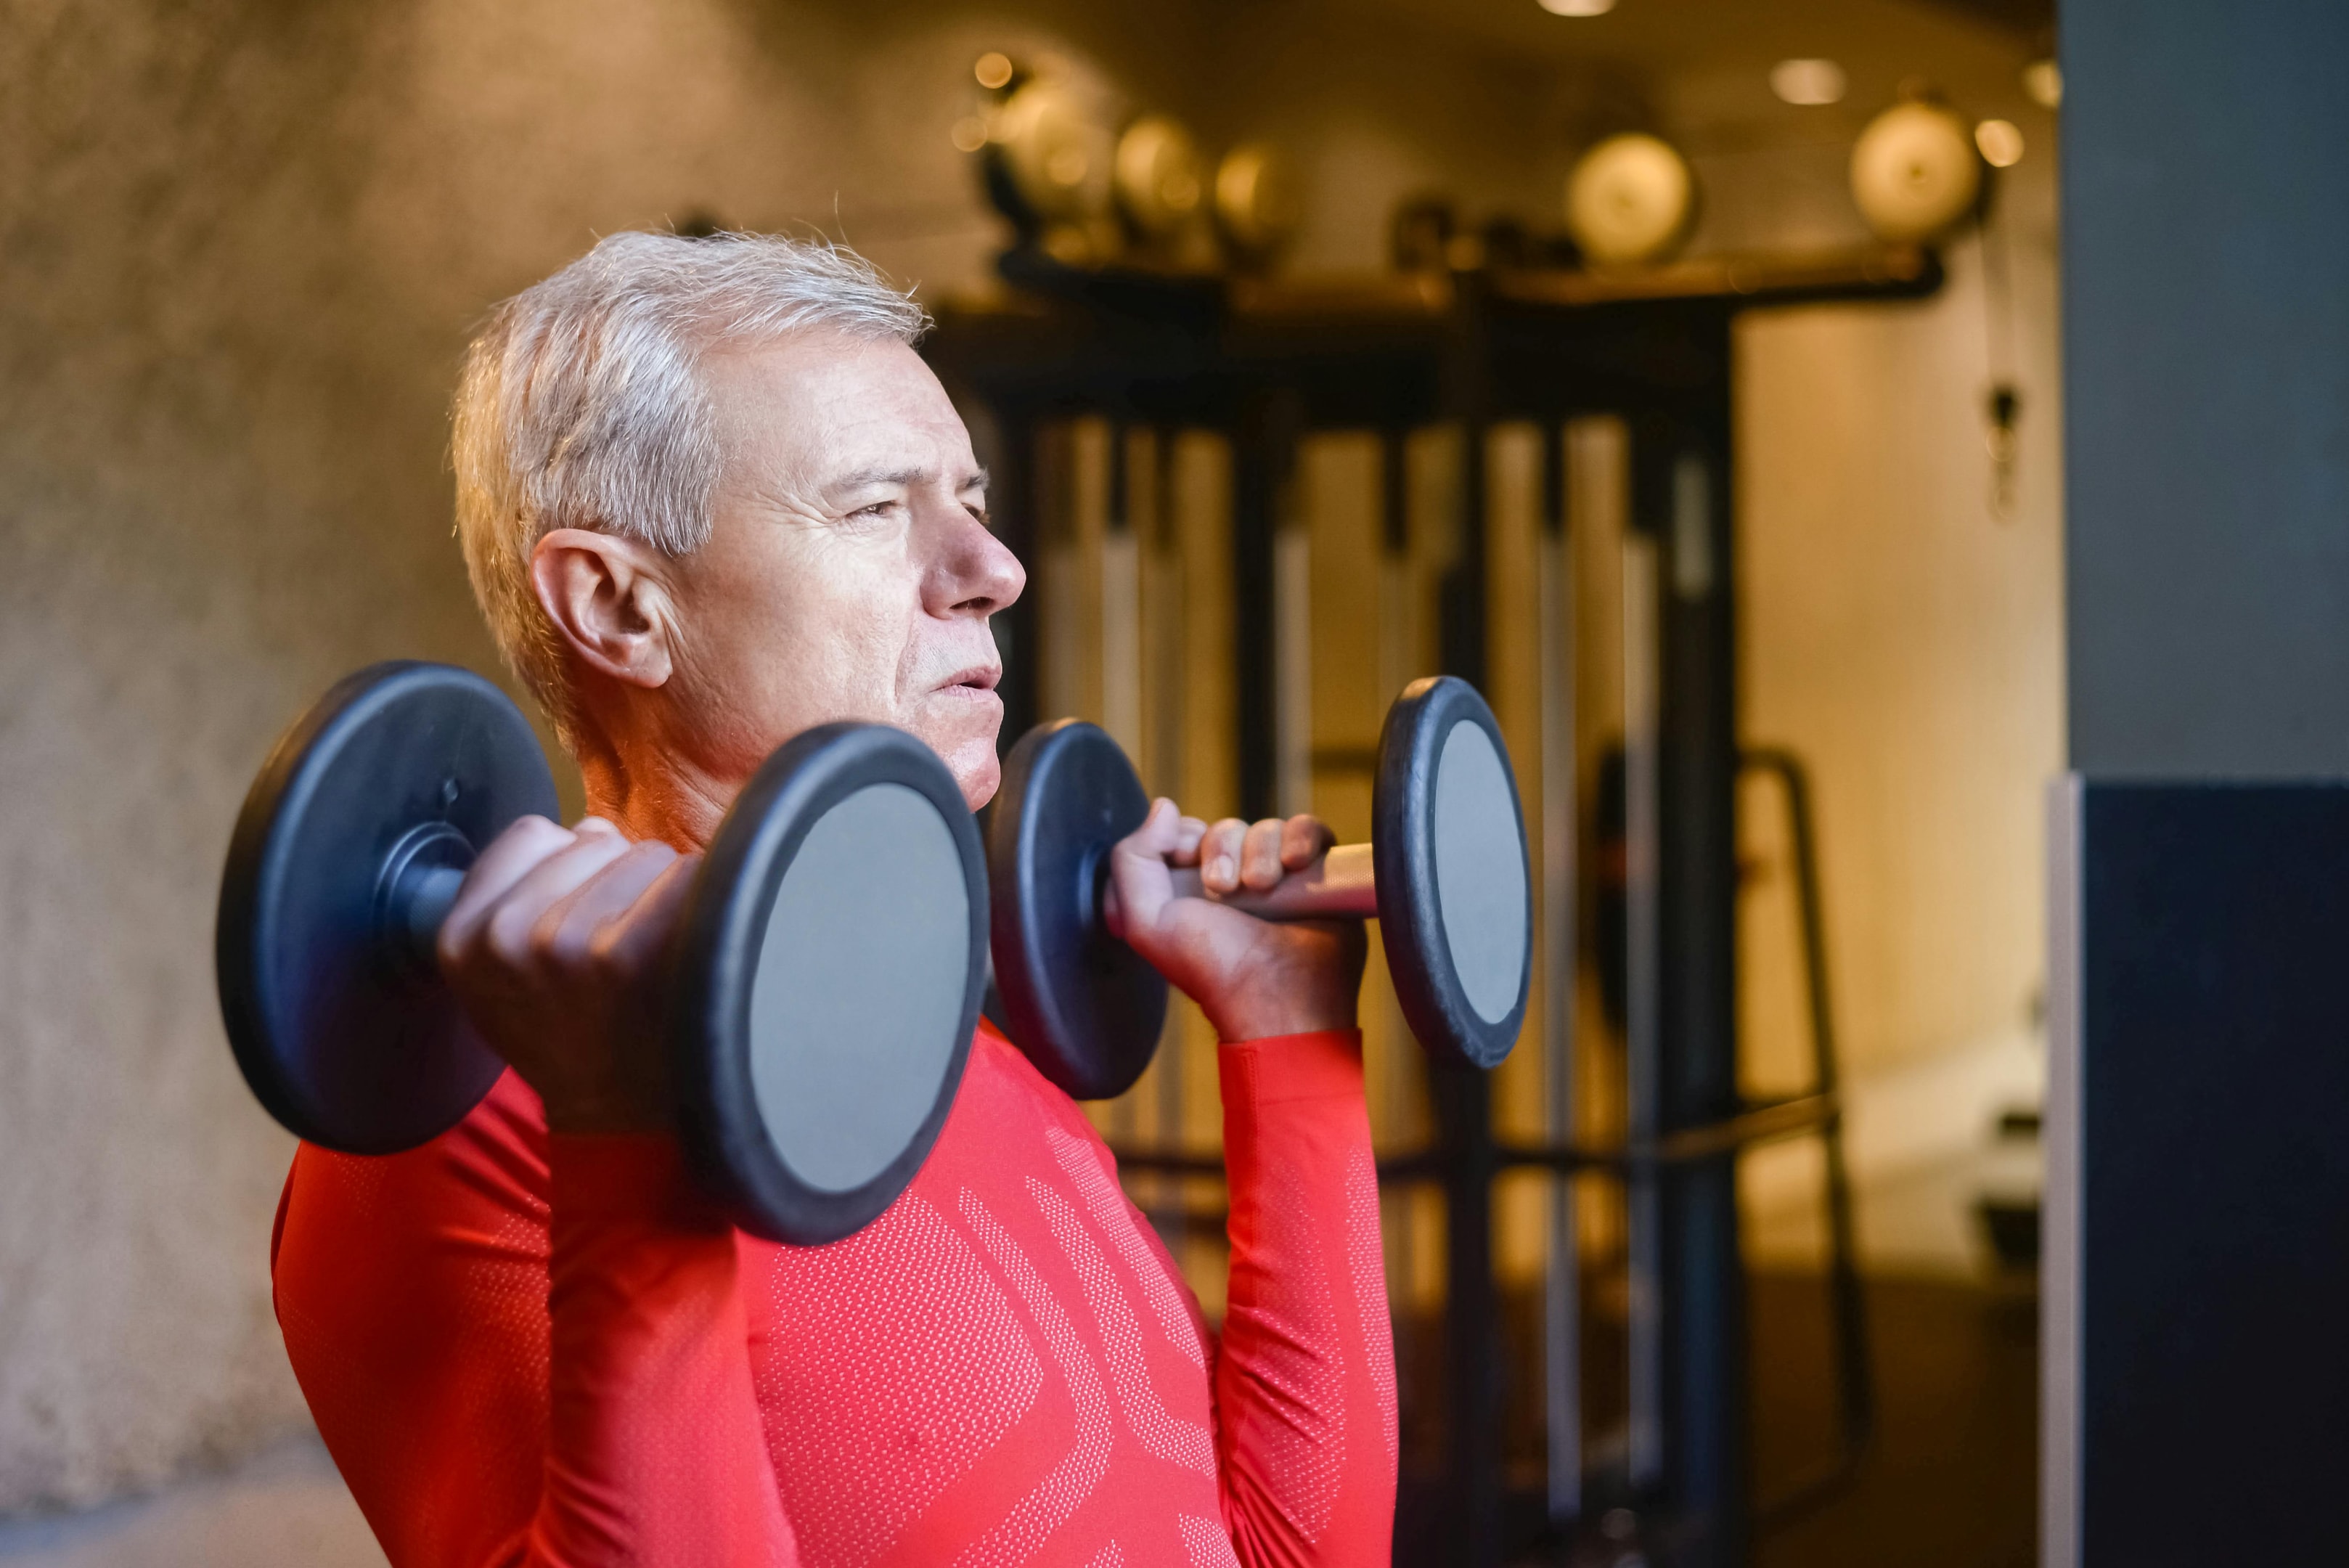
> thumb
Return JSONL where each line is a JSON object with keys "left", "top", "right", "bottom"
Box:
{"left": 1104, "top": 799, "right": 1180, "bottom": 942}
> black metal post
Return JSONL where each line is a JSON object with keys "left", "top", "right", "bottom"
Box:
{"left": 1640, "top": 382, "right": 1747, "bottom": 1566}
{"left": 1233, "top": 391, "right": 1296, "bottom": 822}
{"left": 1436, "top": 280, "right": 1503, "bottom": 1568}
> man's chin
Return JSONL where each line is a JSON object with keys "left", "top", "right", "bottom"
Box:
{"left": 912, "top": 714, "right": 1005, "bottom": 810}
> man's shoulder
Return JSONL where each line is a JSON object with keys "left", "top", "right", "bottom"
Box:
{"left": 274, "top": 1069, "right": 552, "bottom": 1294}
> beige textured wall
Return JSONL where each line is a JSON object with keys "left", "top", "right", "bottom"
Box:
{"left": 1731, "top": 124, "right": 2064, "bottom": 1093}
{"left": 0, "top": 0, "right": 1570, "bottom": 1516}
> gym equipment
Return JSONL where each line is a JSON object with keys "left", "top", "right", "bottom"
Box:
{"left": 1213, "top": 143, "right": 1302, "bottom": 262}
{"left": 216, "top": 661, "right": 984, "bottom": 1245}
{"left": 987, "top": 674, "right": 1530, "bottom": 1101}
{"left": 989, "top": 79, "right": 1116, "bottom": 226}
{"left": 1564, "top": 133, "right": 1697, "bottom": 267}
{"left": 1114, "top": 115, "right": 1205, "bottom": 239}
{"left": 1849, "top": 99, "right": 1982, "bottom": 244}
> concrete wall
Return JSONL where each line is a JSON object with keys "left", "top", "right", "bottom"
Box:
{"left": 2062, "top": 0, "right": 2349, "bottom": 777}
{"left": 0, "top": 0, "right": 1570, "bottom": 1516}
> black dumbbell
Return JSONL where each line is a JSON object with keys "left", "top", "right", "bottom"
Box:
{"left": 215, "top": 661, "right": 985, "bottom": 1244}
{"left": 987, "top": 674, "right": 1531, "bottom": 1099}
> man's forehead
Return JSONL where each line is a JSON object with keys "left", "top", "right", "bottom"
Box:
{"left": 704, "top": 333, "right": 976, "bottom": 486}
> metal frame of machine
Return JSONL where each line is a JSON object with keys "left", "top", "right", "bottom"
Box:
{"left": 926, "top": 241, "right": 1940, "bottom": 1568}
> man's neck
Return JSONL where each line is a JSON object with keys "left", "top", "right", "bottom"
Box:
{"left": 576, "top": 736, "right": 732, "bottom": 853}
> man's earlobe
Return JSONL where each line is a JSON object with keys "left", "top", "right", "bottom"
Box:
{"left": 530, "top": 528, "right": 675, "bottom": 690}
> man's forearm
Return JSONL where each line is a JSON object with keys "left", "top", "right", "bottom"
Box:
{"left": 1213, "top": 1029, "right": 1400, "bottom": 1566}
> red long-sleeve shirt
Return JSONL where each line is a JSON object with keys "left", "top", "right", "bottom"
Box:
{"left": 271, "top": 1022, "right": 1397, "bottom": 1567}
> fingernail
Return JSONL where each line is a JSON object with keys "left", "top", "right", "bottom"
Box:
{"left": 1209, "top": 855, "right": 1234, "bottom": 885}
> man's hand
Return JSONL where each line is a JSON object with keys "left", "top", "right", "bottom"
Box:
{"left": 435, "top": 816, "right": 700, "bottom": 1135}
{"left": 1105, "top": 799, "right": 1368, "bottom": 1042}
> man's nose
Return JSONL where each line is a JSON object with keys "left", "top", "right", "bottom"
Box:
{"left": 929, "top": 502, "right": 1025, "bottom": 616}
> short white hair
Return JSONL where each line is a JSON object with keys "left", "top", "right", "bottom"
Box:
{"left": 451, "top": 230, "right": 930, "bottom": 746}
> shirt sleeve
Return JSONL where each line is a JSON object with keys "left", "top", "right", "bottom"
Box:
{"left": 1212, "top": 1029, "right": 1400, "bottom": 1567}
{"left": 269, "top": 1078, "right": 798, "bottom": 1568}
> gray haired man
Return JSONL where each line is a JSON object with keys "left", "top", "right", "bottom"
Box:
{"left": 271, "top": 232, "right": 1398, "bottom": 1567}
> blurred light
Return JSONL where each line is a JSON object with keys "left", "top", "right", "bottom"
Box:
{"left": 1047, "top": 147, "right": 1090, "bottom": 187}
{"left": 974, "top": 52, "right": 1014, "bottom": 90}
{"left": 950, "top": 116, "right": 989, "bottom": 153}
{"left": 1537, "top": 0, "right": 1617, "bottom": 16}
{"left": 1976, "top": 118, "right": 2025, "bottom": 168}
{"left": 2022, "top": 58, "right": 2062, "bottom": 109}
{"left": 1770, "top": 58, "right": 1847, "bottom": 106}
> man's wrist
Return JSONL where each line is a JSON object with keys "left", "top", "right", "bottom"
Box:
{"left": 1205, "top": 979, "right": 1358, "bottom": 1042}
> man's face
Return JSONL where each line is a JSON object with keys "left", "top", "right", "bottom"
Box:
{"left": 660, "top": 331, "right": 1023, "bottom": 808}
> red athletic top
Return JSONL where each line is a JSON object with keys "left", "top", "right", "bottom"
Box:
{"left": 271, "top": 1023, "right": 1397, "bottom": 1567}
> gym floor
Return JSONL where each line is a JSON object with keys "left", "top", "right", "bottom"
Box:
{"left": 1749, "top": 1273, "right": 2036, "bottom": 1568}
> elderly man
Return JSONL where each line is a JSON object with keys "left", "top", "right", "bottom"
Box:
{"left": 270, "top": 232, "right": 1398, "bottom": 1567}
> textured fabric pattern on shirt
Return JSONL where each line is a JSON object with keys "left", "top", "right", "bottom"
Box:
{"left": 748, "top": 1191, "right": 1038, "bottom": 1568}
{"left": 1182, "top": 1511, "right": 1247, "bottom": 1568}
{"left": 1030, "top": 1175, "right": 1217, "bottom": 1476}
{"left": 954, "top": 1190, "right": 1116, "bottom": 1567}
{"left": 1235, "top": 1146, "right": 1344, "bottom": 1542}
{"left": 1342, "top": 1145, "right": 1398, "bottom": 1465}
{"left": 1048, "top": 1127, "right": 1208, "bottom": 1371}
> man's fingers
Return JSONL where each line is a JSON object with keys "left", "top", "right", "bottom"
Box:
{"left": 539, "top": 841, "right": 681, "bottom": 960}
{"left": 591, "top": 852, "right": 703, "bottom": 973}
{"left": 1240, "top": 817, "right": 1288, "bottom": 891}
{"left": 475, "top": 830, "right": 635, "bottom": 965}
{"left": 438, "top": 816, "right": 574, "bottom": 953}
{"left": 1280, "top": 813, "right": 1335, "bottom": 870}
{"left": 1172, "top": 816, "right": 1209, "bottom": 864}
{"left": 1199, "top": 819, "right": 1249, "bottom": 894}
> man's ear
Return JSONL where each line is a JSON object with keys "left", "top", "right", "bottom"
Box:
{"left": 529, "top": 528, "right": 676, "bottom": 690}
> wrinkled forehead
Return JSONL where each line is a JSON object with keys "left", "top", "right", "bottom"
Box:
{"left": 700, "top": 330, "right": 976, "bottom": 497}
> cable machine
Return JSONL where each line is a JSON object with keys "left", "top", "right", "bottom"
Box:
{"left": 929, "top": 241, "right": 1938, "bottom": 1568}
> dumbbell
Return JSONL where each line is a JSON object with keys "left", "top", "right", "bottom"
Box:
{"left": 214, "top": 661, "right": 985, "bottom": 1244}
{"left": 988, "top": 674, "right": 1531, "bottom": 1100}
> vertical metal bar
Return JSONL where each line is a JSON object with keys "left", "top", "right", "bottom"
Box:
{"left": 1273, "top": 513, "right": 1313, "bottom": 818}
{"left": 1148, "top": 429, "right": 1188, "bottom": 1250}
{"left": 1743, "top": 748, "right": 1874, "bottom": 1525}
{"left": 1376, "top": 426, "right": 1417, "bottom": 1314}
{"left": 1102, "top": 422, "right": 1143, "bottom": 764}
{"left": 1233, "top": 396, "right": 1293, "bottom": 821}
{"left": 1541, "top": 420, "right": 1582, "bottom": 1526}
{"left": 1620, "top": 528, "right": 1665, "bottom": 1495}
{"left": 1440, "top": 407, "right": 1501, "bottom": 1568}
{"left": 1656, "top": 426, "right": 1745, "bottom": 1567}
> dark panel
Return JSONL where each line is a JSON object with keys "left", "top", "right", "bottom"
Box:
{"left": 2064, "top": 1, "right": 2349, "bottom": 775}
{"left": 2048, "top": 782, "right": 2349, "bottom": 1564}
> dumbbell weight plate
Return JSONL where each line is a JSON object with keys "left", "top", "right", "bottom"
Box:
{"left": 216, "top": 661, "right": 557, "bottom": 1153}
{"left": 1564, "top": 132, "right": 1697, "bottom": 268}
{"left": 1850, "top": 100, "right": 1982, "bottom": 244}
{"left": 1375, "top": 676, "right": 1532, "bottom": 1071}
{"left": 986, "top": 719, "right": 1168, "bottom": 1102}
{"left": 671, "top": 722, "right": 986, "bottom": 1245}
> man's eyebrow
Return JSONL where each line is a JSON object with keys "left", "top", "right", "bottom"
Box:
{"left": 825, "top": 465, "right": 991, "bottom": 494}
{"left": 829, "top": 465, "right": 928, "bottom": 491}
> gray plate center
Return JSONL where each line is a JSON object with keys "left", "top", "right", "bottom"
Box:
{"left": 1432, "top": 721, "right": 1529, "bottom": 1025}
{"left": 748, "top": 782, "right": 970, "bottom": 1194}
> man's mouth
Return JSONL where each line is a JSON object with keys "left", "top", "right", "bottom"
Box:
{"left": 935, "top": 664, "right": 1002, "bottom": 698}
